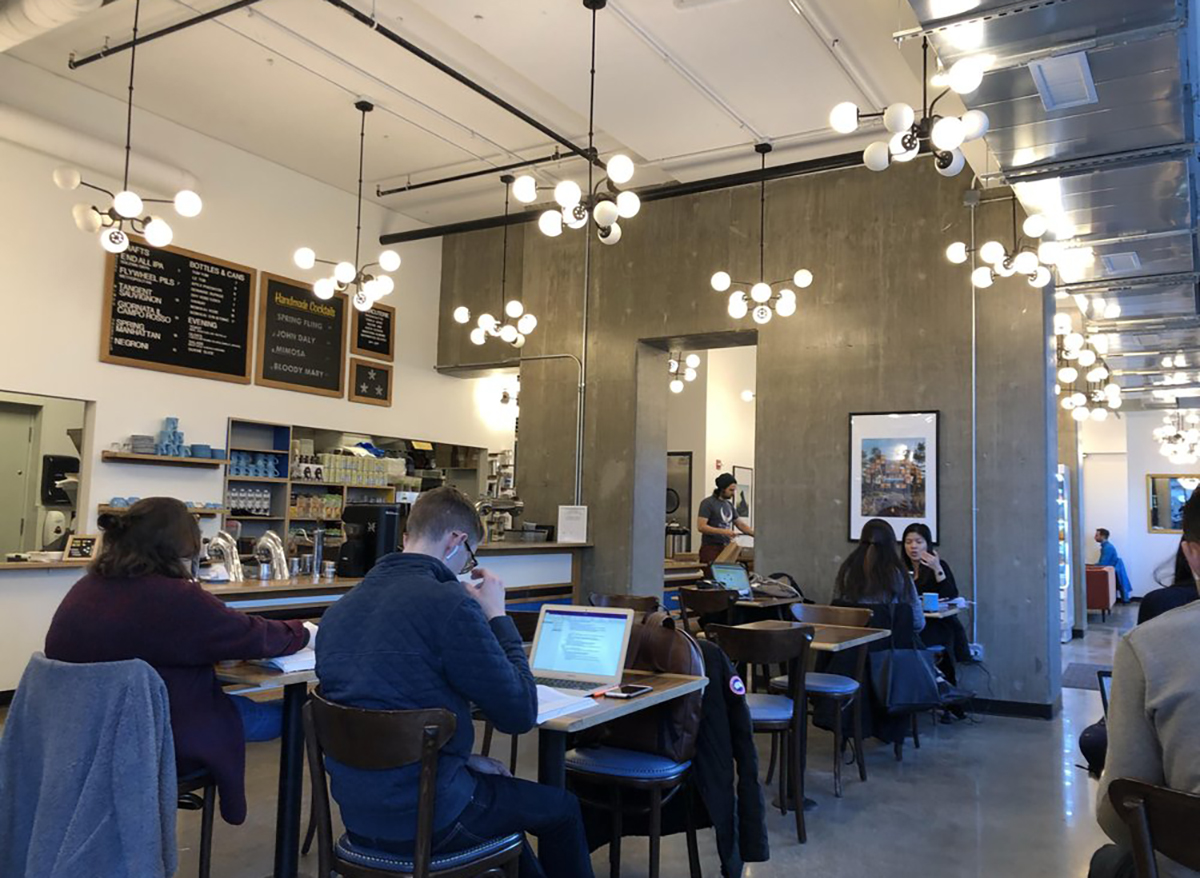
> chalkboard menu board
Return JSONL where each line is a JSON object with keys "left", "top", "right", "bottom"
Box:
{"left": 351, "top": 302, "right": 395, "bottom": 362}
{"left": 100, "top": 241, "right": 255, "bottom": 383}
{"left": 348, "top": 357, "right": 392, "bottom": 407}
{"left": 256, "top": 273, "right": 346, "bottom": 397}
{"left": 64, "top": 534, "right": 100, "bottom": 559}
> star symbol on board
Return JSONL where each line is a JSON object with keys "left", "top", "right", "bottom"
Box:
{"left": 367, "top": 369, "right": 377, "bottom": 380}
{"left": 359, "top": 383, "right": 368, "bottom": 393}
{"left": 375, "top": 385, "right": 384, "bottom": 396}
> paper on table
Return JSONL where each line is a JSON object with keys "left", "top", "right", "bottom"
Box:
{"left": 250, "top": 646, "right": 315, "bottom": 673}
{"left": 536, "top": 684, "right": 593, "bottom": 724}
{"left": 557, "top": 505, "right": 588, "bottom": 544}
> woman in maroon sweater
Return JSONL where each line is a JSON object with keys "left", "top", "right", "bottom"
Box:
{"left": 44, "top": 497, "right": 310, "bottom": 824}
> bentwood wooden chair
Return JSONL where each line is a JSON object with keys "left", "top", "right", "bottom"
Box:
{"left": 707, "top": 622, "right": 815, "bottom": 843}
{"left": 177, "top": 770, "right": 217, "bottom": 878}
{"left": 590, "top": 593, "right": 662, "bottom": 614}
{"left": 1108, "top": 778, "right": 1200, "bottom": 878}
{"left": 304, "top": 691, "right": 523, "bottom": 878}
{"left": 677, "top": 586, "right": 738, "bottom": 638}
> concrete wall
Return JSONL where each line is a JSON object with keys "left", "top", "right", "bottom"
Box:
{"left": 439, "top": 160, "right": 1059, "bottom": 707}
{"left": 666, "top": 353, "right": 708, "bottom": 549}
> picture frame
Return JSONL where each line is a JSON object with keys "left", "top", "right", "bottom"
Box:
{"left": 1146, "top": 474, "right": 1200, "bottom": 533}
{"left": 732, "top": 465, "right": 754, "bottom": 529}
{"left": 849, "top": 411, "right": 939, "bottom": 542}
{"left": 64, "top": 533, "right": 101, "bottom": 560}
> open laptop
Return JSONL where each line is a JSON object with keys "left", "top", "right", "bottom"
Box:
{"left": 528, "top": 605, "right": 635, "bottom": 695}
{"left": 1098, "top": 669, "right": 1113, "bottom": 716}
{"left": 710, "top": 562, "right": 753, "bottom": 598}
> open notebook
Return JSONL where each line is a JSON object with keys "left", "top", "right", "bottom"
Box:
{"left": 251, "top": 647, "right": 315, "bottom": 674}
{"left": 536, "top": 685, "right": 593, "bottom": 724}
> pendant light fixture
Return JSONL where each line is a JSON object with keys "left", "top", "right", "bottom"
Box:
{"left": 53, "top": 0, "right": 202, "bottom": 253}
{"left": 1053, "top": 311, "right": 1121, "bottom": 421}
{"left": 453, "top": 175, "right": 538, "bottom": 348}
{"left": 945, "top": 197, "right": 1052, "bottom": 288}
{"left": 292, "top": 100, "right": 401, "bottom": 311}
{"left": 511, "top": 0, "right": 640, "bottom": 246}
{"left": 710, "top": 143, "right": 812, "bottom": 324}
{"left": 828, "top": 38, "right": 988, "bottom": 177}
{"left": 668, "top": 352, "right": 701, "bottom": 394}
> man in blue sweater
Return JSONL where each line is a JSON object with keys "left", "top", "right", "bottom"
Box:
{"left": 317, "top": 487, "right": 594, "bottom": 878}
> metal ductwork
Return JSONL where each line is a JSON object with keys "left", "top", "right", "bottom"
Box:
{"left": 0, "top": 0, "right": 103, "bottom": 52}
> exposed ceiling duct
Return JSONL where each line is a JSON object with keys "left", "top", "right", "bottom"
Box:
{"left": 0, "top": 0, "right": 103, "bottom": 52}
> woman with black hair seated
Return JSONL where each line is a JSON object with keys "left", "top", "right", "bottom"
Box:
{"left": 901, "top": 523, "right": 970, "bottom": 681}
{"left": 44, "top": 498, "right": 312, "bottom": 826}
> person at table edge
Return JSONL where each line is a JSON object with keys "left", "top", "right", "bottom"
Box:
{"left": 697, "top": 472, "right": 755, "bottom": 566}
{"left": 1095, "top": 527, "right": 1132, "bottom": 604}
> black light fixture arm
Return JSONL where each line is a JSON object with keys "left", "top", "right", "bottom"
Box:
{"left": 499, "top": 176, "right": 512, "bottom": 312}
{"left": 121, "top": 0, "right": 142, "bottom": 192}
{"left": 353, "top": 101, "right": 372, "bottom": 276}
{"left": 756, "top": 142, "right": 771, "bottom": 281}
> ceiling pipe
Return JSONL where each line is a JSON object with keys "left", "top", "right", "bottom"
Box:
{"left": 381, "top": 150, "right": 862, "bottom": 244}
{"left": 377, "top": 150, "right": 570, "bottom": 198}
{"left": 1, "top": 0, "right": 103, "bottom": 53}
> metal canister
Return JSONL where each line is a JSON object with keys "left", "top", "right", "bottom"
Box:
{"left": 300, "top": 554, "right": 314, "bottom": 574}
{"left": 259, "top": 561, "right": 272, "bottom": 580}
{"left": 322, "top": 560, "right": 337, "bottom": 580}
{"left": 289, "top": 557, "right": 301, "bottom": 578}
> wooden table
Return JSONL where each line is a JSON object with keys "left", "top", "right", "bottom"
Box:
{"left": 736, "top": 595, "right": 805, "bottom": 611}
{"left": 924, "top": 606, "right": 962, "bottom": 619}
{"left": 536, "top": 670, "right": 707, "bottom": 787}
{"left": 734, "top": 618, "right": 891, "bottom": 652}
{"left": 216, "top": 663, "right": 315, "bottom": 878}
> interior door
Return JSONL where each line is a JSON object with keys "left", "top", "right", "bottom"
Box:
{"left": 0, "top": 403, "right": 36, "bottom": 553}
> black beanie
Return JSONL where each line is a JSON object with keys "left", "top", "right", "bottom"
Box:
{"left": 715, "top": 473, "right": 737, "bottom": 492}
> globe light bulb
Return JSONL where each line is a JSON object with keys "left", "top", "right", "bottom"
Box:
{"left": 1062, "top": 396, "right": 1076, "bottom": 410}
{"left": 100, "top": 227, "right": 130, "bottom": 254}
{"left": 829, "top": 101, "right": 860, "bottom": 134}
{"left": 960, "top": 109, "right": 990, "bottom": 141}
{"left": 477, "top": 313, "right": 497, "bottom": 332}
{"left": 143, "top": 216, "right": 173, "bottom": 248}
{"left": 554, "top": 180, "right": 582, "bottom": 209}
{"left": 565, "top": 207, "right": 589, "bottom": 230}
{"left": 668, "top": 359, "right": 679, "bottom": 374}
{"left": 1076, "top": 349, "right": 1097, "bottom": 367}
{"left": 1053, "top": 313, "right": 1072, "bottom": 334}
{"left": 334, "top": 261, "right": 357, "bottom": 284}
{"left": 499, "top": 324, "right": 519, "bottom": 343}
{"left": 513, "top": 333, "right": 527, "bottom": 349}
{"left": 778, "top": 289, "right": 796, "bottom": 306}
{"left": 684, "top": 368, "right": 698, "bottom": 382}
{"left": 353, "top": 290, "right": 372, "bottom": 312}
{"left": 1013, "top": 250, "right": 1039, "bottom": 274}
{"left": 505, "top": 300, "right": 524, "bottom": 319}
{"left": 1091, "top": 297, "right": 1107, "bottom": 316}
{"left": 863, "top": 141, "right": 890, "bottom": 172}
{"left": 606, "top": 154, "right": 635, "bottom": 185}
{"left": 512, "top": 174, "right": 538, "bottom": 204}
{"left": 1030, "top": 266, "right": 1052, "bottom": 288}
{"left": 538, "top": 210, "right": 563, "bottom": 238}
{"left": 741, "top": 390, "right": 755, "bottom": 402}
{"left": 511, "top": 313, "right": 534, "bottom": 336}
{"left": 685, "top": 354, "right": 701, "bottom": 369}
{"left": 453, "top": 306, "right": 471, "bottom": 324}
{"left": 776, "top": 296, "right": 797, "bottom": 317}
{"left": 1104, "top": 383, "right": 1120, "bottom": 396}
{"left": 1072, "top": 406, "right": 1090, "bottom": 423}
{"left": 1023, "top": 215, "right": 1049, "bottom": 238}
{"left": 53, "top": 167, "right": 81, "bottom": 190}
{"left": 752, "top": 304, "right": 773, "bottom": 325}
{"left": 883, "top": 102, "right": 915, "bottom": 135}
{"left": 936, "top": 149, "right": 966, "bottom": 177}
{"left": 1057, "top": 366, "right": 1078, "bottom": 384}
{"left": 294, "top": 247, "right": 316, "bottom": 270}
{"left": 72, "top": 203, "right": 101, "bottom": 233}
{"left": 750, "top": 282, "right": 772, "bottom": 304}
{"left": 173, "top": 190, "right": 202, "bottom": 218}
{"left": 378, "top": 250, "right": 401, "bottom": 272}
{"left": 979, "top": 240, "right": 1006, "bottom": 265}
{"left": 889, "top": 132, "right": 918, "bottom": 162}
{"left": 361, "top": 279, "right": 381, "bottom": 301}
{"left": 1109, "top": 396, "right": 1123, "bottom": 409}
{"left": 470, "top": 328, "right": 486, "bottom": 346}
{"left": 970, "top": 266, "right": 994, "bottom": 288}
{"left": 1038, "top": 241, "right": 1063, "bottom": 265}
{"left": 728, "top": 292, "right": 748, "bottom": 319}
{"left": 1072, "top": 391, "right": 1087, "bottom": 407}
{"left": 616, "top": 190, "right": 641, "bottom": 218}
{"left": 946, "top": 242, "right": 968, "bottom": 264}
{"left": 948, "top": 56, "right": 986, "bottom": 94}
{"left": 994, "top": 258, "right": 1016, "bottom": 278}
{"left": 313, "top": 277, "right": 336, "bottom": 300}
{"left": 793, "top": 269, "right": 814, "bottom": 288}
{"left": 599, "top": 222, "right": 621, "bottom": 245}
{"left": 1063, "top": 332, "right": 1085, "bottom": 351}
{"left": 931, "top": 117, "right": 965, "bottom": 152}
{"left": 594, "top": 199, "right": 619, "bottom": 228}
{"left": 1104, "top": 303, "right": 1121, "bottom": 319}
{"left": 711, "top": 271, "right": 732, "bottom": 292}
{"left": 113, "top": 190, "right": 143, "bottom": 219}
{"left": 375, "top": 275, "right": 394, "bottom": 296}
{"left": 670, "top": 379, "right": 684, "bottom": 394}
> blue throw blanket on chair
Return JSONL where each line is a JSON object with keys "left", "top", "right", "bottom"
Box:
{"left": 0, "top": 653, "right": 178, "bottom": 878}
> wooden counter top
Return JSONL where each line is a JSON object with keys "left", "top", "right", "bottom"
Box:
{"left": 476, "top": 541, "right": 591, "bottom": 553}
{"left": 202, "top": 576, "right": 362, "bottom": 597}
{"left": 0, "top": 559, "right": 90, "bottom": 571}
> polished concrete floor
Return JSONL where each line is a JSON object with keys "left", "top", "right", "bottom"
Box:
{"left": 1, "top": 609, "right": 1130, "bottom": 877}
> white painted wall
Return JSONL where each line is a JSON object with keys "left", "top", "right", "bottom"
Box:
{"left": 706, "top": 346, "right": 756, "bottom": 543}
{"left": 666, "top": 353, "right": 707, "bottom": 548}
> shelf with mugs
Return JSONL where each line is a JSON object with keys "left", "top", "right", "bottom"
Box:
{"left": 101, "top": 451, "right": 230, "bottom": 468}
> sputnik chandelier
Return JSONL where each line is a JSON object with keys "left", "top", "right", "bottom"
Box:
{"left": 509, "top": 0, "right": 640, "bottom": 246}
{"left": 53, "top": 0, "right": 202, "bottom": 253}
{"left": 945, "top": 197, "right": 1053, "bottom": 289}
{"left": 293, "top": 101, "right": 400, "bottom": 311}
{"left": 453, "top": 176, "right": 538, "bottom": 348}
{"left": 668, "top": 353, "right": 701, "bottom": 394}
{"left": 1053, "top": 312, "right": 1122, "bottom": 422}
{"left": 828, "top": 38, "right": 989, "bottom": 177}
{"left": 1154, "top": 413, "right": 1200, "bottom": 465}
{"left": 710, "top": 143, "right": 811, "bottom": 324}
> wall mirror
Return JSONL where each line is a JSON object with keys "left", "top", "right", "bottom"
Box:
{"left": 1147, "top": 474, "right": 1200, "bottom": 533}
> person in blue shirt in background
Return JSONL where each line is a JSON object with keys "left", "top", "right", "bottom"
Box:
{"left": 1095, "top": 528, "right": 1132, "bottom": 604}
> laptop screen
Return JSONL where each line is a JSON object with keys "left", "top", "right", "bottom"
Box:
{"left": 711, "top": 563, "right": 752, "bottom": 597}
{"left": 530, "top": 608, "right": 629, "bottom": 680}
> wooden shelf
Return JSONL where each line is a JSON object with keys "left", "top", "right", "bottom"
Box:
{"left": 229, "top": 446, "right": 288, "bottom": 454}
{"left": 100, "top": 505, "right": 229, "bottom": 517}
{"left": 101, "top": 451, "right": 229, "bottom": 468}
{"left": 225, "top": 515, "right": 286, "bottom": 521}
{"left": 226, "top": 476, "right": 290, "bottom": 483}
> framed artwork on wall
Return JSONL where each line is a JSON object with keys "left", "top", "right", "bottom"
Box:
{"left": 1146, "top": 474, "right": 1200, "bottom": 533}
{"left": 733, "top": 465, "right": 754, "bottom": 528}
{"left": 849, "top": 411, "right": 939, "bottom": 542}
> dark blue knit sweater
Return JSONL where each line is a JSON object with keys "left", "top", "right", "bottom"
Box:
{"left": 315, "top": 552, "right": 537, "bottom": 842}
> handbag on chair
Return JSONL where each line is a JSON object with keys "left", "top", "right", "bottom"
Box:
{"left": 867, "top": 605, "right": 941, "bottom": 714}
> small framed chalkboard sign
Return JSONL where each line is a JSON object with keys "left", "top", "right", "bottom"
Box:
{"left": 348, "top": 357, "right": 393, "bottom": 407}
{"left": 350, "top": 302, "right": 395, "bottom": 362}
{"left": 256, "top": 273, "right": 346, "bottom": 397}
{"left": 64, "top": 534, "right": 100, "bottom": 560}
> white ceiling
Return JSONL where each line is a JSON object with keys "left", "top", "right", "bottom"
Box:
{"left": 9, "top": 0, "right": 924, "bottom": 225}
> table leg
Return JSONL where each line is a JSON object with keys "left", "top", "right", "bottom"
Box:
{"left": 271, "top": 682, "right": 308, "bottom": 878}
{"left": 537, "top": 728, "right": 568, "bottom": 787}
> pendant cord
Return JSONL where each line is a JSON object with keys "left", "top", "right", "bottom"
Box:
{"left": 921, "top": 36, "right": 928, "bottom": 120}
{"left": 354, "top": 107, "right": 366, "bottom": 278}
{"left": 1011, "top": 194, "right": 1018, "bottom": 250}
{"left": 588, "top": 8, "right": 597, "bottom": 170}
{"left": 123, "top": 0, "right": 141, "bottom": 192}
{"left": 759, "top": 150, "right": 766, "bottom": 281}
{"left": 500, "top": 186, "right": 510, "bottom": 310}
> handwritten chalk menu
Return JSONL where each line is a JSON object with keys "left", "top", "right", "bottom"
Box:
{"left": 351, "top": 302, "right": 395, "bottom": 362}
{"left": 100, "top": 241, "right": 255, "bottom": 383}
{"left": 64, "top": 534, "right": 100, "bottom": 559}
{"left": 256, "top": 273, "right": 346, "bottom": 397}
{"left": 348, "top": 357, "right": 392, "bottom": 406}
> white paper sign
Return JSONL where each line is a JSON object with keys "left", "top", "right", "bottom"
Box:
{"left": 557, "top": 505, "right": 589, "bottom": 544}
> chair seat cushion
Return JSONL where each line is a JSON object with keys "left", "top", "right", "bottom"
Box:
{"left": 335, "top": 832, "right": 523, "bottom": 873}
{"left": 769, "top": 673, "right": 859, "bottom": 696}
{"left": 746, "top": 693, "right": 794, "bottom": 723}
{"left": 565, "top": 745, "right": 691, "bottom": 780}
{"left": 927, "top": 645, "right": 946, "bottom": 655}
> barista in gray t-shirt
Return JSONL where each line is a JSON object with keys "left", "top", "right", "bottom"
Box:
{"left": 697, "top": 473, "right": 755, "bottom": 564}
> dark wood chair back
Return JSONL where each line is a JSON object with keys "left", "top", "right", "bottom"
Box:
{"left": 706, "top": 622, "right": 814, "bottom": 702}
{"left": 506, "top": 609, "right": 540, "bottom": 642}
{"left": 1109, "top": 778, "right": 1200, "bottom": 877}
{"left": 589, "top": 593, "right": 661, "bottom": 613}
{"left": 677, "top": 586, "right": 739, "bottom": 635}
{"left": 791, "top": 603, "right": 871, "bottom": 628}
{"left": 304, "top": 689, "right": 457, "bottom": 878}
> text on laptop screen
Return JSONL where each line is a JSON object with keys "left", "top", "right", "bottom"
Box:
{"left": 711, "top": 563, "right": 752, "bottom": 596}
{"left": 531, "top": 608, "right": 628, "bottom": 679}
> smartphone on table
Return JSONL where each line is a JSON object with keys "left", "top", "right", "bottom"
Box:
{"left": 604, "top": 684, "right": 653, "bottom": 699}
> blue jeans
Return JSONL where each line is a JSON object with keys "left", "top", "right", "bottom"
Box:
{"left": 349, "top": 771, "right": 595, "bottom": 878}
{"left": 231, "top": 694, "right": 284, "bottom": 743}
